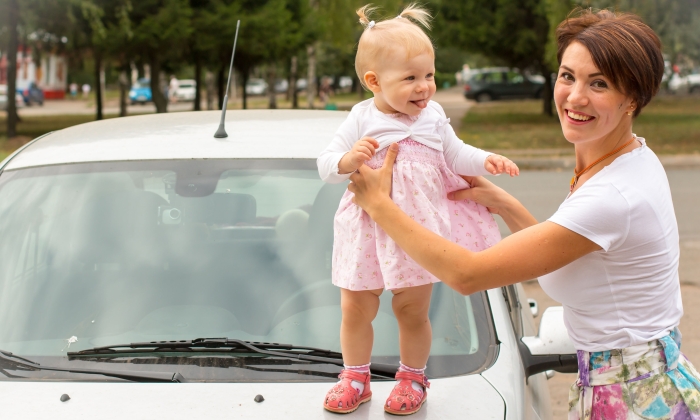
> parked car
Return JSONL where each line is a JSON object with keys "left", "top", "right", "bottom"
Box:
{"left": 174, "top": 79, "right": 196, "bottom": 102}
{"left": 464, "top": 68, "right": 545, "bottom": 102}
{"left": 0, "top": 85, "right": 25, "bottom": 111}
{"left": 21, "top": 82, "right": 44, "bottom": 106}
{"left": 129, "top": 78, "right": 152, "bottom": 105}
{"left": 245, "top": 78, "right": 268, "bottom": 95}
{"left": 0, "top": 111, "right": 577, "bottom": 418}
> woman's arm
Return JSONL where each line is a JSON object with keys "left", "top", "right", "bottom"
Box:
{"left": 447, "top": 175, "right": 537, "bottom": 234}
{"left": 348, "top": 144, "right": 601, "bottom": 295}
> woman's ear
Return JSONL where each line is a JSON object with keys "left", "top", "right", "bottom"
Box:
{"left": 364, "top": 71, "right": 381, "bottom": 93}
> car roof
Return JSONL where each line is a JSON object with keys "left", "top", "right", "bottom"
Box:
{"left": 2, "top": 110, "right": 347, "bottom": 170}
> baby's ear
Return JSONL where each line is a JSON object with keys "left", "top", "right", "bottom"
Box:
{"left": 363, "top": 71, "right": 381, "bottom": 93}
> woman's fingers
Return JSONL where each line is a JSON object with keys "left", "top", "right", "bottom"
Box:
{"left": 381, "top": 143, "right": 399, "bottom": 174}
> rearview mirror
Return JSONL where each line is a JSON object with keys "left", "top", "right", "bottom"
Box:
{"left": 518, "top": 306, "right": 578, "bottom": 377}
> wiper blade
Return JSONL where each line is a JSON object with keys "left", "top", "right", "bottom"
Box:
{"left": 69, "top": 338, "right": 398, "bottom": 378}
{"left": 0, "top": 349, "right": 185, "bottom": 383}
{"left": 0, "top": 349, "right": 39, "bottom": 365}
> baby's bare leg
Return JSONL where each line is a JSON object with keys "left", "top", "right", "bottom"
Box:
{"left": 340, "top": 288, "right": 383, "bottom": 365}
{"left": 392, "top": 284, "right": 433, "bottom": 368}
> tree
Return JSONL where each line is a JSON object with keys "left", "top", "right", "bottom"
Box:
{"left": 129, "top": 0, "right": 193, "bottom": 113}
{"left": 2, "top": 0, "right": 20, "bottom": 137}
{"left": 435, "top": 0, "right": 555, "bottom": 116}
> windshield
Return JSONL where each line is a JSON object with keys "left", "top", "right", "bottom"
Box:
{"left": 0, "top": 159, "right": 494, "bottom": 382}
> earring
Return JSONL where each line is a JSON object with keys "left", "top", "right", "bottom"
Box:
{"left": 627, "top": 111, "right": 632, "bottom": 115}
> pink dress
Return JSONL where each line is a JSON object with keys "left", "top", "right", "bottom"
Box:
{"left": 332, "top": 115, "right": 501, "bottom": 291}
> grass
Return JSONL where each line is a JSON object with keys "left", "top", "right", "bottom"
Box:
{"left": 459, "top": 95, "right": 700, "bottom": 154}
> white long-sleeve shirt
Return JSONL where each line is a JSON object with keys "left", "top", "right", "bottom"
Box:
{"left": 317, "top": 99, "right": 493, "bottom": 184}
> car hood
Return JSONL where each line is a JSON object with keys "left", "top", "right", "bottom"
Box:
{"left": 0, "top": 374, "right": 504, "bottom": 419}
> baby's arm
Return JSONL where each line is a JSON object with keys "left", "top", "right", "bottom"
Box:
{"left": 318, "top": 112, "right": 378, "bottom": 183}
{"left": 441, "top": 116, "right": 519, "bottom": 177}
{"left": 338, "top": 137, "right": 379, "bottom": 174}
{"left": 484, "top": 154, "right": 519, "bottom": 177}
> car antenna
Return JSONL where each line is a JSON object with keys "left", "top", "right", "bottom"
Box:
{"left": 214, "top": 20, "right": 241, "bottom": 139}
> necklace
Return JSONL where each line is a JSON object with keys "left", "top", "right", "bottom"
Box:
{"left": 570, "top": 136, "right": 637, "bottom": 192}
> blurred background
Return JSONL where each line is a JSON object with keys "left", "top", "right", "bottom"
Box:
{"left": 0, "top": 0, "right": 698, "bottom": 160}
{"left": 0, "top": 1, "right": 699, "bottom": 416}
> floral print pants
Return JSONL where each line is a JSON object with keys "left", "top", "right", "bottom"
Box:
{"left": 569, "top": 330, "right": 700, "bottom": 419}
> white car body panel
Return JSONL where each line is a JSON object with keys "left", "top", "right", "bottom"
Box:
{"left": 0, "top": 376, "right": 505, "bottom": 419}
{"left": 3, "top": 110, "right": 347, "bottom": 170}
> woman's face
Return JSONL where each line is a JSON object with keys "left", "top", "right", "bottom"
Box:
{"left": 554, "top": 42, "right": 635, "bottom": 145}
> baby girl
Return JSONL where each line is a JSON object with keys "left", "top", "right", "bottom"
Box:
{"left": 317, "top": 4, "right": 518, "bottom": 415}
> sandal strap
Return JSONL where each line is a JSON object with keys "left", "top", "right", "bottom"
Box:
{"left": 338, "top": 369, "right": 370, "bottom": 384}
{"left": 395, "top": 371, "right": 430, "bottom": 389}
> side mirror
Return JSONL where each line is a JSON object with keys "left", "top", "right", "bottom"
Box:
{"left": 518, "top": 306, "right": 578, "bottom": 377}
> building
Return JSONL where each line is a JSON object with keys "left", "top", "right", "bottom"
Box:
{"left": 0, "top": 46, "right": 67, "bottom": 99}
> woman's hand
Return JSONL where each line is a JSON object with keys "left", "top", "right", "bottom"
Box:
{"left": 448, "top": 176, "right": 511, "bottom": 215}
{"left": 449, "top": 175, "right": 538, "bottom": 233}
{"left": 348, "top": 143, "right": 399, "bottom": 217}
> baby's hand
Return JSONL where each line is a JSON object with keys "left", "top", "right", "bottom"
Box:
{"left": 339, "top": 137, "right": 379, "bottom": 174}
{"left": 484, "top": 154, "right": 519, "bottom": 177}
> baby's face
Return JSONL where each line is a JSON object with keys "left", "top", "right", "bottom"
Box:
{"left": 373, "top": 50, "right": 436, "bottom": 116}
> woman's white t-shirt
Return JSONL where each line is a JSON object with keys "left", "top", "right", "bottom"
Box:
{"left": 538, "top": 137, "right": 682, "bottom": 352}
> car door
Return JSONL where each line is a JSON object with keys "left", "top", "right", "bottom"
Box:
{"left": 504, "top": 70, "right": 534, "bottom": 99}
{"left": 503, "top": 284, "right": 553, "bottom": 420}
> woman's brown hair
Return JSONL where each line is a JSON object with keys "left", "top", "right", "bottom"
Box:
{"left": 556, "top": 9, "right": 664, "bottom": 117}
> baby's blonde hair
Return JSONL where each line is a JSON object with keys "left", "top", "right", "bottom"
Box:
{"left": 355, "top": 4, "right": 434, "bottom": 89}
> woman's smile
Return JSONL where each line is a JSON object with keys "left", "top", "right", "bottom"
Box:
{"left": 565, "top": 109, "right": 596, "bottom": 125}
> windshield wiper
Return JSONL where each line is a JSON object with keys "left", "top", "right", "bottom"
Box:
{"left": 69, "top": 338, "right": 398, "bottom": 377}
{"left": 0, "top": 349, "right": 185, "bottom": 382}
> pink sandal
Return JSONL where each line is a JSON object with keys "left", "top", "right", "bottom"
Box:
{"left": 323, "top": 369, "right": 372, "bottom": 414}
{"left": 384, "top": 371, "right": 430, "bottom": 415}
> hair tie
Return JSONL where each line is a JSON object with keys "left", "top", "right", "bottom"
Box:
{"left": 368, "top": 20, "right": 375, "bottom": 29}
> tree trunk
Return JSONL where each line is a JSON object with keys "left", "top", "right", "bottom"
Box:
{"left": 205, "top": 70, "right": 215, "bottom": 110}
{"left": 540, "top": 64, "right": 553, "bottom": 117}
{"left": 267, "top": 64, "right": 277, "bottom": 109}
{"left": 290, "top": 56, "right": 298, "bottom": 109}
{"left": 217, "top": 66, "right": 225, "bottom": 110}
{"left": 306, "top": 43, "right": 317, "bottom": 109}
{"left": 194, "top": 58, "right": 202, "bottom": 111}
{"left": 118, "top": 69, "right": 128, "bottom": 117}
{"left": 149, "top": 54, "right": 167, "bottom": 113}
{"left": 94, "top": 50, "right": 104, "bottom": 120}
{"left": 6, "top": 0, "right": 20, "bottom": 138}
{"left": 241, "top": 70, "right": 249, "bottom": 110}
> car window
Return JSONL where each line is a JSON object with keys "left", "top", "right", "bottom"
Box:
{"left": 0, "top": 160, "right": 494, "bottom": 382}
{"left": 506, "top": 71, "right": 524, "bottom": 84}
{"left": 478, "top": 72, "right": 505, "bottom": 83}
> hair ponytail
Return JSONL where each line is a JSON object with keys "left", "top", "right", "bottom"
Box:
{"left": 398, "top": 3, "right": 432, "bottom": 30}
{"left": 357, "top": 4, "right": 378, "bottom": 29}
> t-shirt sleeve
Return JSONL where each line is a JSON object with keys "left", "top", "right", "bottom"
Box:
{"left": 548, "top": 183, "right": 631, "bottom": 251}
{"left": 317, "top": 112, "right": 359, "bottom": 184}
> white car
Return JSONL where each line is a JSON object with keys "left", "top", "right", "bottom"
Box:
{"left": 245, "top": 78, "right": 268, "bottom": 95}
{"left": 0, "top": 111, "right": 577, "bottom": 419}
{"left": 0, "top": 84, "right": 25, "bottom": 110}
{"left": 174, "top": 79, "right": 197, "bottom": 102}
